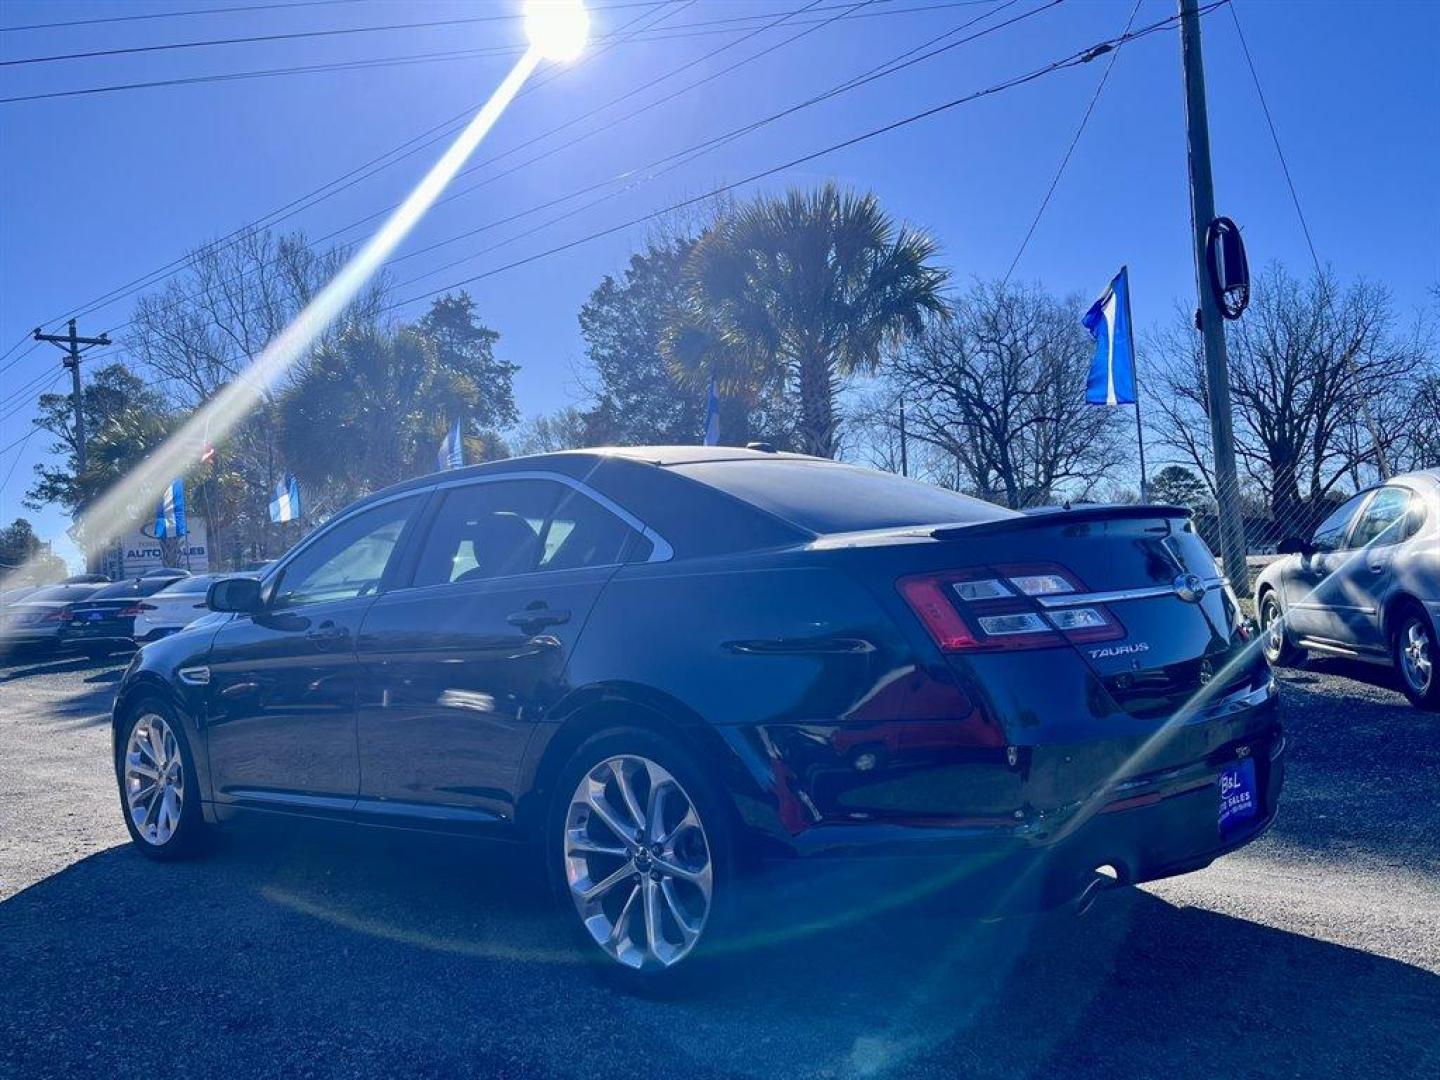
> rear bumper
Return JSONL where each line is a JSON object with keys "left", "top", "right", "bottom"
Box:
{"left": 732, "top": 685, "right": 1284, "bottom": 914}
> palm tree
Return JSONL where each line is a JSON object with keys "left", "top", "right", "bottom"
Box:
{"left": 665, "top": 184, "right": 947, "bottom": 457}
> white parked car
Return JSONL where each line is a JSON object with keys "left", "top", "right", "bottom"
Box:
{"left": 133, "top": 574, "right": 242, "bottom": 642}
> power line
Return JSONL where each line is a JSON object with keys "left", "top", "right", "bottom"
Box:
{"left": 73, "top": 0, "right": 1058, "bottom": 350}
{"left": 29, "top": 0, "right": 694, "bottom": 334}
{"left": 0, "top": 366, "right": 60, "bottom": 420}
{"left": 0, "top": 0, "right": 361, "bottom": 34}
{"left": 1226, "top": 0, "right": 1391, "bottom": 478}
{"left": 384, "top": 6, "right": 1210, "bottom": 312}
{"left": 0, "top": 1, "right": 992, "bottom": 104}
{"left": 43, "top": 0, "right": 861, "bottom": 335}
{"left": 0, "top": 373, "right": 65, "bottom": 492}
{"left": 1000, "top": 0, "right": 1141, "bottom": 286}
{"left": 375, "top": 0, "right": 1054, "bottom": 289}
{"left": 0, "top": 1, "right": 668, "bottom": 67}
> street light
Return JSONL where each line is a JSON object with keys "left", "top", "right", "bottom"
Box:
{"left": 525, "top": 0, "right": 590, "bottom": 62}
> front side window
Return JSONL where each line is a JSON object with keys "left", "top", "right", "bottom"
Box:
{"left": 1348, "top": 487, "right": 1414, "bottom": 549}
{"left": 270, "top": 497, "right": 419, "bottom": 609}
{"left": 1310, "top": 492, "right": 1370, "bottom": 553}
{"left": 411, "top": 479, "right": 641, "bottom": 587}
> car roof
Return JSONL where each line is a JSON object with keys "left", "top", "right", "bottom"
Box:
{"left": 346, "top": 447, "right": 831, "bottom": 509}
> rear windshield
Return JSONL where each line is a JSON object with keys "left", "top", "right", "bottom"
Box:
{"left": 157, "top": 575, "right": 219, "bottom": 595}
{"left": 21, "top": 585, "right": 100, "bottom": 603}
{"left": 90, "top": 580, "right": 148, "bottom": 600}
{"left": 671, "top": 459, "right": 1016, "bottom": 535}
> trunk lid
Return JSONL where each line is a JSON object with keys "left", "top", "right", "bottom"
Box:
{"left": 835, "top": 505, "right": 1261, "bottom": 722}
{"left": 933, "top": 507, "right": 1253, "bottom": 718}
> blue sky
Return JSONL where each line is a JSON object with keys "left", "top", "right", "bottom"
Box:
{"left": 2, "top": 0, "right": 1437, "bottom": 566}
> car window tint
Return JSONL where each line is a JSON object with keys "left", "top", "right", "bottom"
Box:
{"left": 539, "top": 485, "right": 637, "bottom": 572}
{"left": 271, "top": 497, "right": 419, "bottom": 609}
{"left": 671, "top": 459, "right": 1015, "bottom": 534}
{"left": 1310, "top": 492, "right": 1371, "bottom": 552}
{"left": 412, "top": 481, "right": 559, "bottom": 587}
{"left": 18, "top": 585, "right": 97, "bottom": 603}
{"left": 159, "top": 576, "right": 215, "bottom": 595}
{"left": 412, "top": 479, "right": 643, "bottom": 586}
{"left": 1348, "top": 487, "right": 1413, "bottom": 548}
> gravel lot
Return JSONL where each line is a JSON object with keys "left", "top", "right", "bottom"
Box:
{"left": 1, "top": 650, "right": 1437, "bottom": 1080}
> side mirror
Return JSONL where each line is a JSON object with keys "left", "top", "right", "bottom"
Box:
{"left": 1276, "top": 536, "right": 1312, "bottom": 557}
{"left": 206, "top": 576, "right": 263, "bottom": 614}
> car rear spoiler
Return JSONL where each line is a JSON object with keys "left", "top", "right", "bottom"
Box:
{"left": 930, "top": 504, "right": 1193, "bottom": 541}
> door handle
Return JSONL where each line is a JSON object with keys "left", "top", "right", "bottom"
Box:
{"left": 307, "top": 619, "right": 347, "bottom": 642}
{"left": 507, "top": 606, "right": 571, "bottom": 630}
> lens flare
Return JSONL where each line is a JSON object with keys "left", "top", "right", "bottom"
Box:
{"left": 525, "top": 0, "right": 590, "bottom": 62}
{"left": 0, "top": 47, "right": 546, "bottom": 608}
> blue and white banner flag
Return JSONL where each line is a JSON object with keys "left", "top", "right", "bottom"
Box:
{"left": 1083, "top": 266, "right": 1137, "bottom": 406}
{"left": 154, "top": 479, "right": 187, "bottom": 538}
{"left": 269, "top": 473, "right": 302, "bottom": 524}
{"left": 703, "top": 378, "right": 720, "bottom": 446}
{"left": 438, "top": 419, "right": 464, "bottom": 471}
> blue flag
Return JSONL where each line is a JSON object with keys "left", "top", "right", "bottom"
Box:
{"left": 154, "top": 479, "right": 187, "bottom": 538}
{"left": 438, "top": 419, "right": 464, "bottom": 471}
{"left": 1083, "top": 267, "right": 1137, "bottom": 406}
{"left": 269, "top": 473, "right": 302, "bottom": 524}
{"left": 703, "top": 378, "right": 720, "bottom": 446}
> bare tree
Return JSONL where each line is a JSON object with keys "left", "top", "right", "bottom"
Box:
{"left": 1149, "top": 264, "right": 1426, "bottom": 533}
{"left": 881, "top": 280, "right": 1125, "bottom": 508}
{"left": 124, "top": 227, "right": 387, "bottom": 565}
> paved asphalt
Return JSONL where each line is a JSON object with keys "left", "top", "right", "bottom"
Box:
{"left": 0, "top": 650, "right": 1436, "bottom": 1080}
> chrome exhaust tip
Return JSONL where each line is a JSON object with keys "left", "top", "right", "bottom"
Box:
{"left": 1075, "top": 863, "right": 1121, "bottom": 917}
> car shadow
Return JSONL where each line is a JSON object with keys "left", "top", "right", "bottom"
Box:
{"left": 1279, "top": 653, "right": 1412, "bottom": 698}
{"left": 1, "top": 827, "right": 1435, "bottom": 1080}
{"left": 0, "top": 651, "right": 127, "bottom": 682}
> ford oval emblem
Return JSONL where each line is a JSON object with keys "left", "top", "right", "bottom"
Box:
{"left": 1173, "top": 573, "right": 1208, "bottom": 604}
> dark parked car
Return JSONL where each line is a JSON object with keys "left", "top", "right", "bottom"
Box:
{"left": 1256, "top": 468, "right": 1439, "bottom": 708}
{"left": 61, "top": 571, "right": 189, "bottom": 657}
{"left": 112, "top": 448, "right": 1283, "bottom": 981}
{"left": 1, "top": 582, "right": 106, "bottom": 654}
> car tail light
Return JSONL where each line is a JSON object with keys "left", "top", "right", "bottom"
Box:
{"left": 42, "top": 609, "right": 73, "bottom": 624}
{"left": 898, "top": 564, "right": 1124, "bottom": 653}
{"left": 119, "top": 604, "right": 148, "bottom": 617}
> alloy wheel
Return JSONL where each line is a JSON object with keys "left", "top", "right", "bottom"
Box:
{"left": 124, "top": 713, "right": 185, "bottom": 846}
{"left": 1399, "top": 619, "right": 1433, "bottom": 694}
{"left": 1262, "top": 599, "right": 1286, "bottom": 662}
{"left": 563, "top": 754, "right": 713, "bottom": 971}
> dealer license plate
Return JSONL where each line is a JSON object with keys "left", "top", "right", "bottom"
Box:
{"left": 1218, "top": 756, "right": 1258, "bottom": 833}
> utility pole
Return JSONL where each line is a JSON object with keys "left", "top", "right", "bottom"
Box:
{"left": 1179, "top": 0, "right": 1249, "bottom": 596}
{"left": 33, "top": 319, "right": 111, "bottom": 482}
{"left": 898, "top": 396, "right": 909, "bottom": 478}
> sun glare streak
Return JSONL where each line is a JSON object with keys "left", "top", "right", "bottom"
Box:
{"left": 0, "top": 46, "right": 549, "bottom": 599}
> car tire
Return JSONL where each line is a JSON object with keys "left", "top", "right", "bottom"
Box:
{"left": 547, "top": 726, "right": 736, "bottom": 990}
{"left": 1393, "top": 607, "right": 1439, "bottom": 710}
{"left": 116, "top": 698, "right": 210, "bottom": 860}
{"left": 1260, "top": 592, "right": 1302, "bottom": 667}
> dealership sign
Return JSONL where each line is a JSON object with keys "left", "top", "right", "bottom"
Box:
{"left": 101, "top": 518, "right": 209, "bottom": 577}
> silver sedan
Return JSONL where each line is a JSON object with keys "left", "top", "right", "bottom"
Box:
{"left": 1255, "top": 468, "right": 1440, "bottom": 709}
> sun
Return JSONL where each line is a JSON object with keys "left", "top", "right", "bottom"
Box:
{"left": 524, "top": 0, "right": 590, "bottom": 63}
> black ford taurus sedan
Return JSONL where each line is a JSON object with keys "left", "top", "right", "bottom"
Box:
{"left": 112, "top": 447, "right": 1283, "bottom": 980}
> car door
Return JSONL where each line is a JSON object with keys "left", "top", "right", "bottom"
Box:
{"left": 1284, "top": 490, "right": 1371, "bottom": 644}
{"left": 1337, "top": 486, "right": 1418, "bottom": 653}
{"left": 204, "top": 494, "right": 424, "bottom": 814}
{"left": 353, "top": 475, "right": 658, "bottom": 831}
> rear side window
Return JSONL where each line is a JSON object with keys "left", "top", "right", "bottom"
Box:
{"left": 411, "top": 479, "right": 642, "bottom": 587}
{"left": 671, "top": 460, "right": 1015, "bottom": 535}
{"left": 1348, "top": 487, "right": 1414, "bottom": 548}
